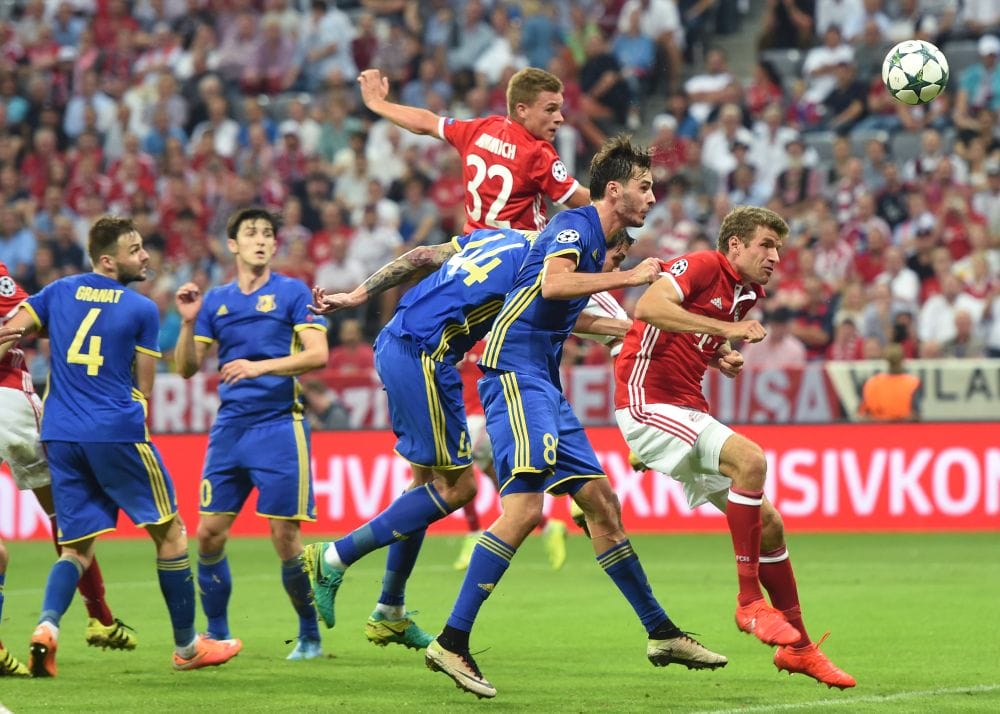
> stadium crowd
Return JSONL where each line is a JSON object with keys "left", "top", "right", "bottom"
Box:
{"left": 0, "top": 0, "right": 997, "bottom": 391}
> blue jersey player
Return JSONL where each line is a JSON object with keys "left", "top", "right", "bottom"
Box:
{"left": 0, "top": 216, "right": 241, "bottom": 676}
{"left": 424, "top": 136, "right": 729, "bottom": 699}
{"left": 173, "top": 208, "right": 328, "bottom": 661}
{"left": 304, "top": 228, "right": 629, "bottom": 650}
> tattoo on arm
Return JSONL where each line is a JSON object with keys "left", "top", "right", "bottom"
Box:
{"left": 359, "top": 243, "right": 457, "bottom": 297}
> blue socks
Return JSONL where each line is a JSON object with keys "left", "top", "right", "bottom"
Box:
{"left": 445, "top": 532, "right": 515, "bottom": 633}
{"left": 157, "top": 554, "right": 196, "bottom": 647}
{"left": 198, "top": 550, "right": 232, "bottom": 640}
{"left": 336, "top": 483, "right": 451, "bottom": 566}
{"left": 379, "top": 527, "right": 427, "bottom": 607}
{"left": 597, "top": 540, "right": 668, "bottom": 634}
{"left": 0, "top": 572, "right": 5, "bottom": 624}
{"left": 39, "top": 556, "right": 84, "bottom": 626}
{"left": 282, "top": 555, "right": 319, "bottom": 641}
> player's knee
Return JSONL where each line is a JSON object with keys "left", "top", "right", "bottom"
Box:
{"left": 732, "top": 441, "right": 768, "bottom": 491}
{"left": 436, "top": 466, "right": 477, "bottom": 507}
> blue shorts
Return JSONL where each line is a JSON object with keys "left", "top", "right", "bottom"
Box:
{"left": 375, "top": 331, "right": 471, "bottom": 471}
{"left": 44, "top": 440, "right": 178, "bottom": 544}
{"left": 478, "top": 370, "right": 605, "bottom": 496}
{"left": 201, "top": 419, "right": 316, "bottom": 521}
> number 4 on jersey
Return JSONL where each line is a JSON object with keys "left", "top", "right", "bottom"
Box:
{"left": 68, "top": 307, "right": 105, "bottom": 375}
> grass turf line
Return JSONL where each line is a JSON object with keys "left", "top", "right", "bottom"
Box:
{"left": 0, "top": 532, "right": 997, "bottom": 713}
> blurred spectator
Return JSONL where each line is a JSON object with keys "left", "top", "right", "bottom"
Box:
{"left": 20, "top": 244, "right": 60, "bottom": 293}
{"left": 826, "top": 316, "right": 865, "bottom": 359}
{"left": 446, "top": 0, "right": 494, "bottom": 73}
{"left": 401, "top": 57, "right": 453, "bottom": 109}
{"left": 857, "top": 343, "right": 920, "bottom": 421}
{"left": 579, "top": 31, "right": 635, "bottom": 130}
{"left": 917, "top": 273, "right": 985, "bottom": 354}
{"left": 745, "top": 61, "right": 785, "bottom": 121}
{"left": 812, "top": 217, "right": 853, "bottom": 290}
{"left": 685, "top": 47, "right": 739, "bottom": 125}
{"left": 328, "top": 318, "right": 375, "bottom": 374}
{"left": 302, "top": 378, "right": 351, "bottom": 430}
{"left": 618, "top": 0, "right": 684, "bottom": 93}
{"left": 821, "top": 58, "right": 867, "bottom": 134}
{"left": 701, "top": 102, "right": 753, "bottom": 178}
{"left": 740, "top": 306, "right": 808, "bottom": 367}
{"left": 758, "top": 0, "right": 815, "bottom": 50}
{"left": 0, "top": 207, "right": 37, "bottom": 282}
{"left": 564, "top": 4, "right": 602, "bottom": 68}
{"left": 938, "top": 309, "right": 987, "bottom": 358}
{"left": 242, "top": 16, "right": 299, "bottom": 95}
{"left": 790, "top": 274, "right": 833, "bottom": 359}
{"left": 612, "top": 5, "right": 658, "bottom": 99}
{"left": 801, "top": 24, "right": 853, "bottom": 106}
{"left": 397, "top": 176, "right": 444, "bottom": 249}
{"left": 520, "top": 1, "right": 564, "bottom": 70}
{"left": 953, "top": 34, "right": 1000, "bottom": 137}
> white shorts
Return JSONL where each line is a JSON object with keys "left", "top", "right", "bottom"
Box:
{"left": 0, "top": 386, "right": 51, "bottom": 490}
{"left": 465, "top": 413, "right": 494, "bottom": 471}
{"left": 615, "top": 403, "right": 734, "bottom": 509}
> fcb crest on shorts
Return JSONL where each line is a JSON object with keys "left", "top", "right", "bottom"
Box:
{"left": 256, "top": 294, "right": 277, "bottom": 313}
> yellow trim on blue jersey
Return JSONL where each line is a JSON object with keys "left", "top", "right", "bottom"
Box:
{"left": 294, "top": 323, "right": 327, "bottom": 333}
{"left": 546, "top": 474, "right": 605, "bottom": 494}
{"left": 135, "top": 345, "right": 162, "bottom": 358}
{"left": 58, "top": 526, "right": 117, "bottom": 545}
{"left": 482, "top": 274, "right": 543, "bottom": 367}
{"left": 429, "top": 299, "right": 504, "bottom": 362}
{"left": 292, "top": 419, "right": 310, "bottom": 517}
{"left": 419, "top": 353, "right": 450, "bottom": 466}
{"left": 544, "top": 248, "right": 582, "bottom": 264}
{"left": 133, "top": 512, "right": 178, "bottom": 528}
{"left": 193, "top": 335, "right": 215, "bottom": 344}
{"left": 499, "top": 372, "right": 531, "bottom": 472}
{"left": 20, "top": 302, "right": 43, "bottom": 329}
{"left": 392, "top": 449, "right": 469, "bottom": 471}
{"left": 255, "top": 511, "right": 318, "bottom": 522}
{"left": 450, "top": 236, "right": 462, "bottom": 250}
{"left": 135, "top": 443, "right": 172, "bottom": 519}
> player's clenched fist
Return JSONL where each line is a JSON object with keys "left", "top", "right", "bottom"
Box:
{"left": 725, "top": 319, "right": 767, "bottom": 343}
{"left": 175, "top": 282, "right": 202, "bottom": 322}
{"left": 628, "top": 257, "right": 662, "bottom": 286}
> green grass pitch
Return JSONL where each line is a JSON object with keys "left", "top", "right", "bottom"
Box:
{"left": 1, "top": 532, "right": 998, "bottom": 713}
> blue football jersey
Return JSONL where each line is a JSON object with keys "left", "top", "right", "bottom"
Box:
{"left": 383, "top": 228, "right": 533, "bottom": 364}
{"left": 195, "top": 273, "right": 326, "bottom": 425}
{"left": 482, "top": 206, "right": 607, "bottom": 383}
{"left": 24, "top": 273, "right": 161, "bottom": 443}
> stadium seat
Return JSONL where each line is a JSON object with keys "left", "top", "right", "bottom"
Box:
{"left": 761, "top": 48, "right": 803, "bottom": 87}
{"left": 942, "top": 40, "right": 980, "bottom": 80}
{"left": 889, "top": 131, "right": 923, "bottom": 163}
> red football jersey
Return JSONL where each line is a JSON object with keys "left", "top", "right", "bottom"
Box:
{"left": 439, "top": 115, "right": 579, "bottom": 233}
{"left": 615, "top": 251, "right": 763, "bottom": 413}
{"left": 0, "top": 261, "right": 32, "bottom": 392}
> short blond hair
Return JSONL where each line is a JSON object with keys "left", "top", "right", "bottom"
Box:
{"left": 717, "top": 206, "right": 789, "bottom": 253}
{"left": 506, "top": 67, "right": 563, "bottom": 115}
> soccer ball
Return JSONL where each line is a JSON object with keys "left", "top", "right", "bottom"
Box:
{"left": 882, "top": 40, "right": 949, "bottom": 105}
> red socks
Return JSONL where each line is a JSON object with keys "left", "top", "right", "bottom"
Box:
{"left": 759, "top": 545, "right": 810, "bottom": 647}
{"left": 726, "top": 488, "right": 764, "bottom": 606}
{"left": 462, "top": 502, "right": 481, "bottom": 531}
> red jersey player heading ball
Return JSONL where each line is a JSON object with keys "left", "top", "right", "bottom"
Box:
{"left": 357, "top": 66, "right": 591, "bottom": 233}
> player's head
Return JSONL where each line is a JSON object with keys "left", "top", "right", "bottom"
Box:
{"left": 717, "top": 205, "right": 788, "bottom": 285}
{"left": 589, "top": 134, "right": 654, "bottom": 230}
{"left": 226, "top": 206, "right": 280, "bottom": 269}
{"left": 507, "top": 67, "right": 564, "bottom": 142}
{"left": 88, "top": 215, "right": 149, "bottom": 284}
{"left": 602, "top": 229, "right": 635, "bottom": 272}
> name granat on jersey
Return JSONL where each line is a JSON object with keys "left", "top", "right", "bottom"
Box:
{"left": 75, "top": 286, "right": 124, "bottom": 303}
{"left": 474, "top": 133, "right": 517, "bottom": 159}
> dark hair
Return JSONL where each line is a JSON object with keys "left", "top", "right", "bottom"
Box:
{"left": 87, "top": 215, "right": 137, "bottom": 264}
{"left": 226, "top": 207, "right": 281, "bottom": 241}
{"left": 588, "top": 134, "right": 652, "bottom": 199}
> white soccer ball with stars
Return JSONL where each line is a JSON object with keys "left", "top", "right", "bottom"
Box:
{"left": 882, "top": 39, "right": 949, "bottom": 105}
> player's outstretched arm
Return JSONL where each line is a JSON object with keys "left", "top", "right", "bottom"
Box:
{"left": 635, "top": 278, "right": 767, "bottom": 343}
{"left": 541, "top": 256, "right": 661, "bottom": 300}
{"left": 357, "top": 68, "right": 441, "bottom": 137}
{"left": 0, "top": 309, "right": 38, "bottom": 358}
{"left": 572, "top": 311, "right": 631, "bottom": 340}
{"left": 174, "top": 282, "right": 209, "bottom": 379}
{"left": 310, "top": 242, "right": 459, "bottom": 315}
